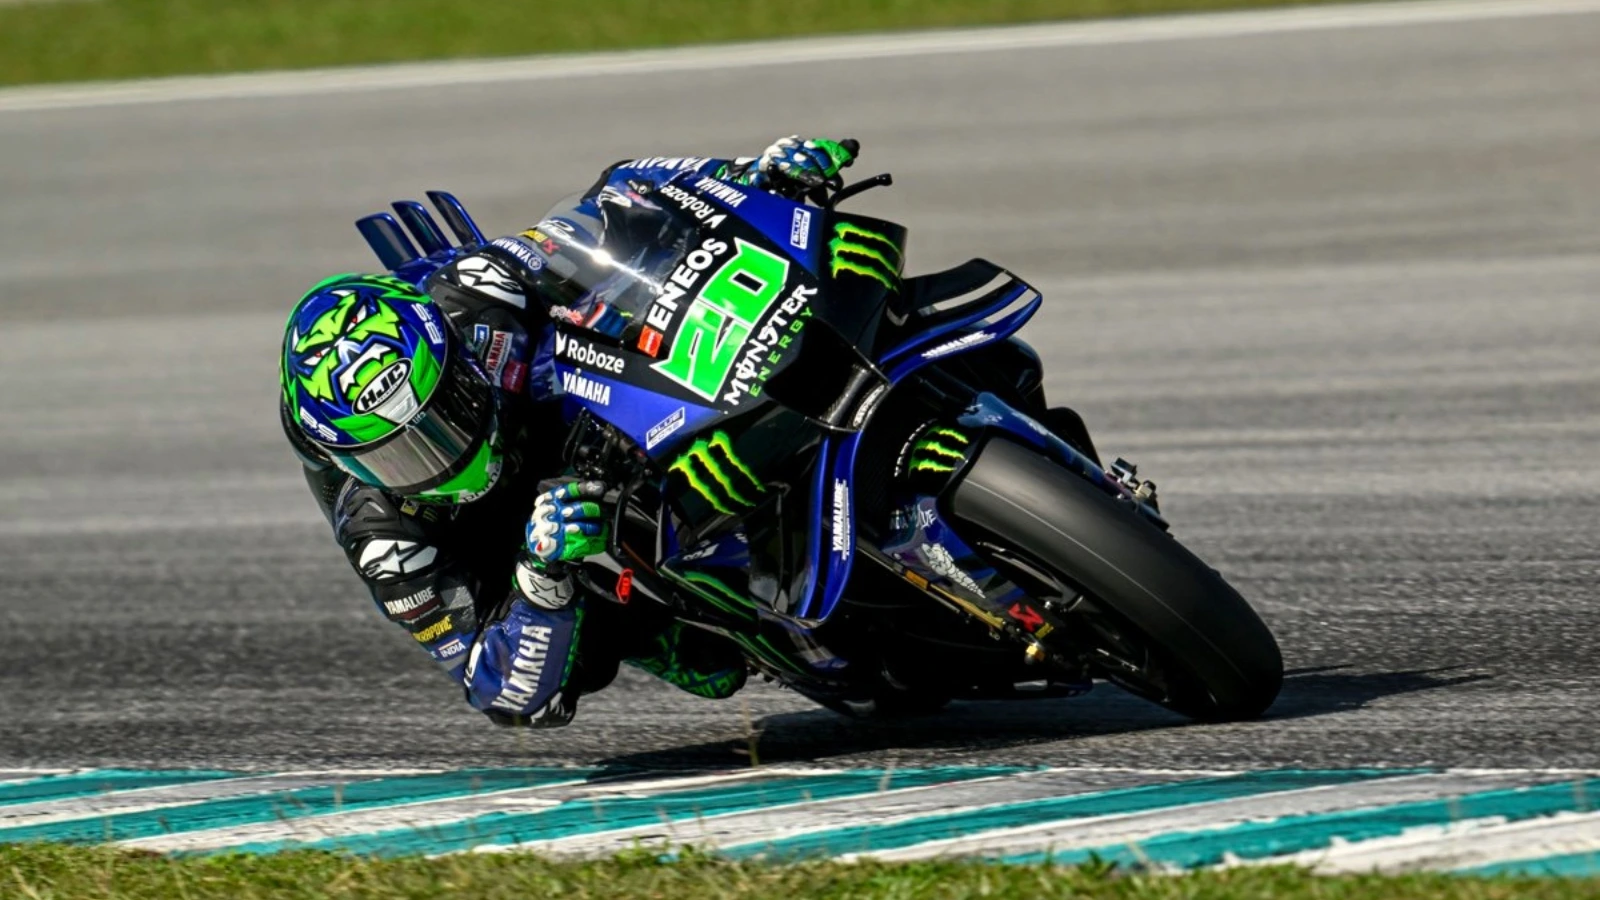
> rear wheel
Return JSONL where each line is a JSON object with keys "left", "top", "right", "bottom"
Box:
{"left": 949, "top": 438, "right": 1282, "bottom": 721}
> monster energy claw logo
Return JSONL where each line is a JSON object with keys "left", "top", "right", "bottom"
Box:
{"left": 907, "top": 427, "right": 969, "bottom": 475}
{"left": 669, "top": 431, "right": 765, "bottom": 515}
{"left": 829, "top": 223, "right": 901, "bottom": 291}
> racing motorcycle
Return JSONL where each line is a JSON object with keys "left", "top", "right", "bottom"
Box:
{"left": 356, "top": 158, "right": 1283, "bottom": 722}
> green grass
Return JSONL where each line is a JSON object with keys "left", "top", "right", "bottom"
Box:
{"left": 0, "top": 0, "right": 1379, "bottom": 86}
{"left": 4, "top": 844, "right": 1597, "bottom": 900}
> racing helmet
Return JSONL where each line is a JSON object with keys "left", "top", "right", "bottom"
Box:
{"left": 280, "top": 273, "right": 503, "bottom": 504}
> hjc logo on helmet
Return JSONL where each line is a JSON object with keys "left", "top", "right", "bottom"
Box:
{"left": 353, "top": 359, "right": 412, "bottom": 414}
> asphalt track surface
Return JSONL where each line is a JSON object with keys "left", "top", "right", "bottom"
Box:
{"left": 0, "top": 3, "right": 1596, "bottom": 774}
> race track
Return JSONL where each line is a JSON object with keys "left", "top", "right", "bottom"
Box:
{"left": 1, "top": 0, "right": 1598, "bottom": 789}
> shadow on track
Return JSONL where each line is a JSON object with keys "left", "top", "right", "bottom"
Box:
{"left": 1268, "top": 664, "right": 1490, "bottom": 721}
{"left": 593, "top": 666, "right": 1483, "bottom": 771}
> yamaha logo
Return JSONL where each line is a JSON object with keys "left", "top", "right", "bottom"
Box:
{"left": 354, "top": 359, "right": 411, "bottom": 413}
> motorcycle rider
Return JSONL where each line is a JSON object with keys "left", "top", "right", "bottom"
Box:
{"left": 279, "top": 137, "right": 859, "bottom": 726}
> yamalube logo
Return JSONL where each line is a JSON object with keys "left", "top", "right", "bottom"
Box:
{"left": 354, "top": 359, "right": 411, "bottom": 413}
{"left": 831, "top": 478, "right": 852, "bottom": 558}
{"left": 554, "top": 332, "right": 625, "bottom": 374}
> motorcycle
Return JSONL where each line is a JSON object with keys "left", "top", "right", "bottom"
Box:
{"left": 354, "top": 156, "right": 1283, "bottom": 722}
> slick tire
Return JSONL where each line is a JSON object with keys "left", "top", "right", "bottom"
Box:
{"left": 949, "top": 438, "right": 1283, "bottom": 721}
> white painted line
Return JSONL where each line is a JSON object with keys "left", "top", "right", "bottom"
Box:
{"left": 574, "top": 767, "right": 786, "bottom": 796}
{"left": 1241, "top": 810, "right": 1600, "bottom": 874}
{"left": 854, "top": 772, "right": 1564, "bottom": 862}
{"left": 1, "top": 0, "right": 1598, "bottom": 113}
{"left": 120, "top": 781, "right": 580, "bottom": 852}
{"left": 0, "top": 770, "right": 71, "bottom": 784}
{"left": 522, "top": 769, "right": 1190, "bottom": 858}
{"left": 122, "top": 769, "right": 766, "bottom": 852}
{"left": 0, "top": 774, "right": 360, "bottom": 830}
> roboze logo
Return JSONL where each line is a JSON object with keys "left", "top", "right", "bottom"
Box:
{"left": 658, "top": 184, "right": 728, "bottom": 230}
{"left": 830, "top": 479, "right": 852, "bottom": 558}
{"left": 645, "top": 406, "right": 687, "bottom": 451}
{"left": 553, "top": 332, "right": 625, "bottom": 374}
{"left": 353, "top": 359, "right": 410, "bottom": 414}
{"left": 490, "top": 623, "right": 555, "bottom": 712}
{"left": 561, "top": 370, "right": 612, "bottom": 406}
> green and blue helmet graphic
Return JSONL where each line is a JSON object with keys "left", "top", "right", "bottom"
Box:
{"left": 281, "top": 274, "right": 504, "bottom": 504}
{"left": 281, "top": 273, "right": 447, "bottom": 446}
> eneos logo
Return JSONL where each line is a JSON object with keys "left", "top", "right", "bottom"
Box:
{"left": 653, "top": 240, "right": 790, "bottom": 402}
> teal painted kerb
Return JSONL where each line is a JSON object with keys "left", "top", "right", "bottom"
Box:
{"left": 237, "top": 767, "right": 1022, "bottom": 857}
{"left": 721, "top": 768, "right": 1416, "bottom": 860}
{"left": 0, "top": 768, "right": 594, "bottom": 844}
{"left": 1004, "top": 777, "right": 1600, "bottom": 869}
{"left": 1458, "top": 850, "right": 1600, "bottom": 878}
{"left": 0, "top": 770, "right": 238, "bottom": 808}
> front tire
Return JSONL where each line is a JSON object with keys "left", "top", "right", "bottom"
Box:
{"left": 949, "top": 438, "right": 1283, "bottom": 721}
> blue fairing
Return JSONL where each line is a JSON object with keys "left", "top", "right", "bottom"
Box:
{"left": 552, "top": 360, "right": 720, "bottom": 458}
{"left": 800, "top": 287, "right": 1043, "bottom": 621}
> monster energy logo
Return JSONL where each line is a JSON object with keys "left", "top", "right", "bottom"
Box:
{"left": 907, "top": 427, "right": 970, "bottom": 475}
{"left": 829, "top": 223, "right": 902, "bottom": 291}
{"left": 669, "top": 431, "right": 765, "bottom": 515}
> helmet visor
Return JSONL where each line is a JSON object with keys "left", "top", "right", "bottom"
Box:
{"left": 327, "top": 354, "right": 494, "bottom": 496}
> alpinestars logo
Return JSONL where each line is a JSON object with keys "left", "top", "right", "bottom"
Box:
{"left": 829, "top": 223, "right": 902, "bottom": 290}
{"left": 906, "top": 427, "right": 970, "bottom": 475}
{"left": 454, "top": 256, "right": 526, "bottom": 307}
{"left": 669, "top": 431, "right": 765, "bottom": 515}
{"left": 359, "top": 540, "right": 438, "bottom": 580}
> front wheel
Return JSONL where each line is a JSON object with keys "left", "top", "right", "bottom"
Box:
{"left": 948, "top": 438, "right": 1283, "bottom": 721}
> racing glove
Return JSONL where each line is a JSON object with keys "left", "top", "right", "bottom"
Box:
{"left": 526, "top": 479, "right": 610, "bottom": 568}
{"left": 755, "top": 136, "right": 858, "bottom": 191}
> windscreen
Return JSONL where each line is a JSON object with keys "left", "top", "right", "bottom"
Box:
{"left": 529, "top": 191, "right": 697, "bottom": 345}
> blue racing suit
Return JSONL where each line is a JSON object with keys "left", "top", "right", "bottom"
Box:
{"left": 284, "top": 144, "right": 853, "bottom": 726}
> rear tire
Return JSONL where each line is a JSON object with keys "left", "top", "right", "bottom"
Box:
{"left": 949, "top": 438, "right": 1282, "bottom": 721}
